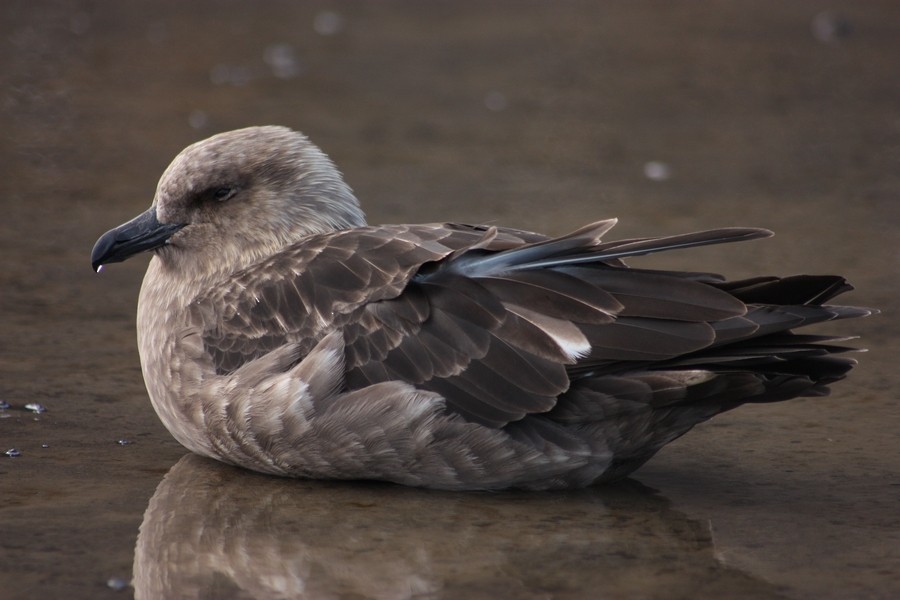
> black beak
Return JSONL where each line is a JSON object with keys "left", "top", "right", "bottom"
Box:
{"left": 91, "top": 207, "right": 185, "bottom": 272}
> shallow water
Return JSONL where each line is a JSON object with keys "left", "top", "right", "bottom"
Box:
{"left": 2, "top": 1, "right": 898, "bottom": 598}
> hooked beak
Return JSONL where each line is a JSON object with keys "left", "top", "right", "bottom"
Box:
{"left": 91, "top": 207, "right": 185, "bottom": 272}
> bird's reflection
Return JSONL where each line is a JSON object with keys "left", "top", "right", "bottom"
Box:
{"left": 134, "top": 454, "right": 780, "bottom": 599}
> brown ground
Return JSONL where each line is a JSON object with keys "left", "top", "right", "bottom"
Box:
{"left": 1, "top": 1, "right": 898, "bottom": 598}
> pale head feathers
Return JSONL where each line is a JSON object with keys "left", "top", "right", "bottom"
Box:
{"left": 152, "top": 126, "right": 366, "bottom": 282}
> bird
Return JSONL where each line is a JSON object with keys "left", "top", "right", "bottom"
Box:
{"left": 91, "top": 126, "right": 870, "bottom": 490}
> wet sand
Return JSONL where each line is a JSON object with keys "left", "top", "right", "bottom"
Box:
{"left": 1, "top": 1, "right": 898, "bottom": 598}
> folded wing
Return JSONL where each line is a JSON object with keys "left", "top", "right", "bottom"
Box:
{"left": 188, "top": 220, "right": 865, "bottom": 430}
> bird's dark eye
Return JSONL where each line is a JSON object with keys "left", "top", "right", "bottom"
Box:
{"left": 212, "top": 187, "right": 234, "bottom": 202}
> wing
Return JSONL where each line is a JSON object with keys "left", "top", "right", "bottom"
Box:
{"left": 187, "top": 223, "right": 548, "bottom": 375}
{"left": 341, "top": 224, "right": 762, "bottom": 426}
{"left": 342, "top": 222, "right": 867, "bottom": 427}
{"left": 189, "top": 219, "right": 862, "bottom": 430}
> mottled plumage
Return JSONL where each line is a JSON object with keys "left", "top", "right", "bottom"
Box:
{"left": 92, "top": 126, "right": 871, "bottom": 490}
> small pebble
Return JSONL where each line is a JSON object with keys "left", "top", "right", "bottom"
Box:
{"left": 5, "top": 448, "right": 22, "bottom": 458}
{"left": 25, "top": 402, "right": 47, "bottom": 414}
{"left": 41, "top": 443, "right": 49, "bottom": 449}
{"left": 313, "top": 10, "right": 344, "bottom": 36}
{"left": 643, "top": 161, "right": 672, "bottom": 181}
{"left": 107, "top": 577, "right": 129, "bottom": 591}
{"left": 264, "top": 43, "right": 303, "bottom": 79}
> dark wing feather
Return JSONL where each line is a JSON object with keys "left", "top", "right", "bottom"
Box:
{"left": 188, "top": 219, "right": 864, "bottom": 435}
{"left": 188, "top": 224, "right": 548, "bottom": 376}
{"left": 480, "top": 270, "right": 622, "bottom": 323}
{"left": 714, "top": 274, "right": 853, "bottom": 305}
{"left": 559, "top": 267, "right": 746, "bottom": 321}
{"left": 345, "top": 270, "right": 573, "bottom": 426}
{"left": 343, "top": 222, "right": 792, "bottom": 427}
{"left": 578, "top": 318, "right": 716, "bottom": 361}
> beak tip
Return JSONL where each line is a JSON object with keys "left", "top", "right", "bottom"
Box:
{"left": 91, "top": 231, "right": 115, "bottom": 273}
{"left": 90, "top": 206, "right": 183, "bottom": 272}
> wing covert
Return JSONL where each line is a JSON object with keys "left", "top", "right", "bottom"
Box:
{"left": 186, "top": 224, "right": 549, "bottom": 376}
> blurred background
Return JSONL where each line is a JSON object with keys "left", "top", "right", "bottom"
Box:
{"left": 1, "top": 1, "right": 898, "bottom": 599}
